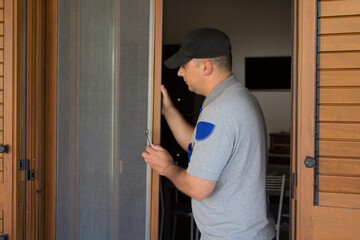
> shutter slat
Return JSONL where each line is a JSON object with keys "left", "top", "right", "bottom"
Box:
{"left": 319, "top": 140, "right": 360, "bottom": 158}
{"left": 320, "top": 16, "right": 360, "bottom": 34}
{"left": 319, "top": 123, "right": 360, "bottom": 140}
{"left": 320, "top": 105, "right": 360, "bottom": 122}
{"left": 320, "top": 158, "right": 360, "bottom": 176}
{"left": 320, "top": 52, "right": 360, "bottom": 69}
{"left": 320, "top": 34, "right": 360, "bottom": 52}
{"left": 319, "top": 192, "right": 360, "bottom": 209}
{"left": 319, "top": 175, "right": 360, "bottom": 194}
{"left": 0, "top": 90, "right": 3, "bottom": 104}
{"left": 0, "top": 184, "right": 3, "bottom": 209}
{"left": 320, "top": 88, "right": 360, "bottom": 104}
{"left": 320, "top": 0, "right": 360, "bottom": 17}
{"left": 320, "top": 70, "right": 360, "bottom": 87}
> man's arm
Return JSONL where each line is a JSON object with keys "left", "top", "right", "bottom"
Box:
{"left": 161, "top": 85, "right": 194, "bottom": 151}
{"left": 142, "top": 144, "right": 216, "bottom": 200}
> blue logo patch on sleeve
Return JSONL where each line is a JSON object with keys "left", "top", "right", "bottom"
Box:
{"left": 196, "top": 121, "right": 215, "bottom": 141}
{"left": 187, "top": 143, "right": 193, "bottom": 163}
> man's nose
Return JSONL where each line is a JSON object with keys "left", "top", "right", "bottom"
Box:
{"left": 177, "top": 68, "right": 183, "bottom": 77}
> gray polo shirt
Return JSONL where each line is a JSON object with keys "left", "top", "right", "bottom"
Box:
{"left": 187, "top": 75, "right": 275, "bottom": 240}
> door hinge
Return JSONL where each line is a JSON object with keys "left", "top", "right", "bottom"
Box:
{"left": 26, "top": 170, "right": 35, "bottom": 181}
{"left": 0, "top": 144, "right": 9, "bottom": 153}
{"left": 18, "top": 159, "right": 35, "bottom": 181}
{"left": 0, "top": 234, "right": 8, "bottom": 240}
{"left": 19, "top": 159, "right": 29, "bottom": 171}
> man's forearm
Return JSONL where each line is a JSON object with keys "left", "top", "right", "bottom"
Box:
{"left": 163, "top": 106, "right": 194, "bottom": 151}
{"left": 164, "top": 164, "right": 216, "bottom": 201}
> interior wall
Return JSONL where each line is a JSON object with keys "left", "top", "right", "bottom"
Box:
{"left": 163, "top": 0, "right": 292, "bottom": 139}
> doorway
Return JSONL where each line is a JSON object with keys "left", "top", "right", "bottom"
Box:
{"left": 159, "top": 0, "right": 293, "bottom": 239}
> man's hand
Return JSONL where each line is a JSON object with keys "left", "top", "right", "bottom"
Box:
{"left": 160, "top": 84, "right": 175, "bottom": 116}
{"left": 159, "top": 85, "right": 194, "bottom": 150}
{"left": 142, "top": 144, "right": 175, "bottom": 176}
{"left": 142, "top": 144, "right": 216, "bottom": 201}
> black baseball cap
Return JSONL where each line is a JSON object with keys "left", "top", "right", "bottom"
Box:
{"left": 164, "top": 28, "right": 231, "bottom": 69}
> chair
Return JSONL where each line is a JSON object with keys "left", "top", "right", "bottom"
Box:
{"left": 266, "top": 174, "right": 286, "bottom": 240}
{"left": 171, "top": 190, "right": 200, "bottom": 240}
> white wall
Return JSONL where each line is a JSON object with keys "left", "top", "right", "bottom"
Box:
{"left": 163, "top": 0, "right": 292, "bottom": 139}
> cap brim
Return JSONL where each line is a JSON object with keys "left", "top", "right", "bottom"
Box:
{"left": 164, "top": 51, "right": 192, "bottom": 69}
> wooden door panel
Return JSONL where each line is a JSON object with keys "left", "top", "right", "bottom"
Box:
{"left": 320, "top": 70, "right": 360, "bottom": 86}
{"left": 313, "top": 207, "right": 360, "bottom": 240}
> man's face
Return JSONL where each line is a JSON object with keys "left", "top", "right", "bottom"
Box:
{"left": 177, "top": 59, "right": 203, "bottom": 94}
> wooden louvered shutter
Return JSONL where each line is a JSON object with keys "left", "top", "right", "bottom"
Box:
{"left": 293, "top": 0, "right": 360, "bottom": 239}
{"left": 0, "top": 0, "right": 4, "bottom": 235}
{"left": 317, "top": 0, "right": 360, "bottom": 210}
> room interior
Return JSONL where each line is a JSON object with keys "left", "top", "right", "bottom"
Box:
{"left": 160, "top": 0, "right": 292, "bottom": 239}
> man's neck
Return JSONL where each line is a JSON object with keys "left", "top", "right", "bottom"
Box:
{"left": 204, "top": 71, "right": 232, "bottom": 97}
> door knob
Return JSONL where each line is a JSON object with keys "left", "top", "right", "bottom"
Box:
{"left": 304, "top": 156, "right": 315, "bottom": 168}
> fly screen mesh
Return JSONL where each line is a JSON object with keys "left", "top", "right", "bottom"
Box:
{"left": 56, "top": 0, "right": 150, "bottom": 239}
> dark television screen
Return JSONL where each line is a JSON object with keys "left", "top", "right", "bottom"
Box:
{"left": 245, "top": 57, "right": 291, "bottom": 90}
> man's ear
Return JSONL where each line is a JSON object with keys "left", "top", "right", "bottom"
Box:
{"left": 202, "top": 60, "right": 212, "bottom": 75}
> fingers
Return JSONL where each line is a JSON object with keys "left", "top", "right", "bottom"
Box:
{"left": 161, "top": 85, "right": 173, "bottom": 104}
{"left": 150, "top": 144, "right": 165, "bottom": 151}
{"left": 142, "top": 144, "right": 173, "bottom": 176}
{"left": 141, "top": 150, "right": 149, "bottom": 159}
{"left": 161, "top": 85, "right": 175, "bottom": 116}
{"left": 160, "top": 84, "right": 168, "bottom": 97}
{"left": 142, "top": 145, "right": 163, "bottom": 159}
{"left": 144, "top": 144, "right": 160, "bottom": 153}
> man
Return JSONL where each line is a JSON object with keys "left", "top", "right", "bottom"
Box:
{"left": 142, "top": 28, "right": 275, "bottom": 240}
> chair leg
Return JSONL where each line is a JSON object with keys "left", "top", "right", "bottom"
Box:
{"left": 172, "top": 215, "right": 177, "bottom": 240}
{"left": 276, "top": 174, "right": 286, "bottom": 240}
{"left": 190, "top": 214, "right": 194, "bottom": 240}
{"left": 195, "top": 224, "right": 200, "bottom": 240}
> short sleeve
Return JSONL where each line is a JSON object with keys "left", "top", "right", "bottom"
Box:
{"left": 186, "top": 117, "right": 234, "bottom": 181}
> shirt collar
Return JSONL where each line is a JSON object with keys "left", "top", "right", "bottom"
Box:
{"left": 202, "top": 74, "right": 238, "bottom": 109}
